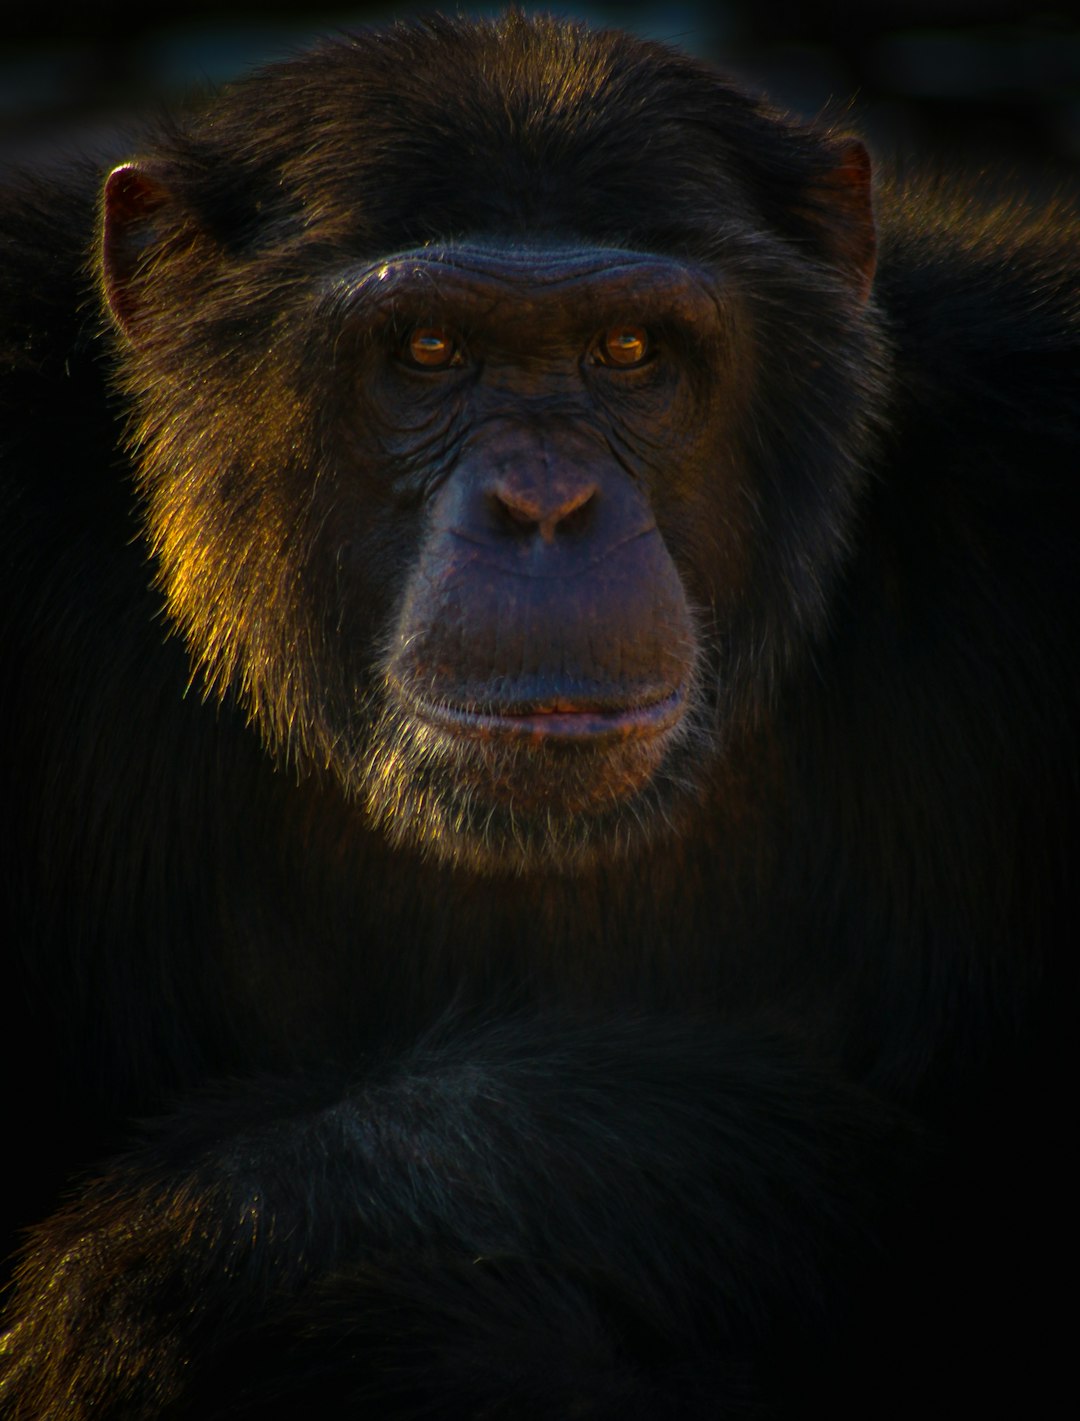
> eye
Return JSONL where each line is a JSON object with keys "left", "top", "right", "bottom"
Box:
{"left": 403, "top": 327, "right": 463, "bottom": 370}
{"left": 593, "top": 325, "right": 651, "bottom": 369}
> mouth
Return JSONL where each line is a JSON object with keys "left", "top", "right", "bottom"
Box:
{"left": 402, "top": 688, "right": 687, "bottom": 744}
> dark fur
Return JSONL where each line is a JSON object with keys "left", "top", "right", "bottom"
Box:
{"left": 1, "top": 13, "right": 1076, "bottom": 1417}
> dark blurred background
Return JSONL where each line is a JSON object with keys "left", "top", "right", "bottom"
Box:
{"left": 2, "top": 0, "right": 1078, "bottom": 171}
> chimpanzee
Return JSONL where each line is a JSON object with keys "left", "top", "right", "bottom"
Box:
{"left": 0, "top": 11, "right": 1076, "bottom": 1418}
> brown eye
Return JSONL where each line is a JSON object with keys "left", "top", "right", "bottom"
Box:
{"left": 596, "top": 326, "right": 650, "bottom": 368}
{"left": 405, "top": 328, "right": 461, "bottom": 369}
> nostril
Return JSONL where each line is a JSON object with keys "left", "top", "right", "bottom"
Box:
{"left": 491, "top": 485, "right": 543, "bottom": 529}
{"left": 556, "top": 486, "right": 596, "bottom": 536}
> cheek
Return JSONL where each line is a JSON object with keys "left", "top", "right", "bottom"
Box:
{"left": 345, "top": 368, "right": 473, "bottom": 494}
{"left": 622, "top": 411, "right": 753, "bottom": 623}
{"left": 299, "top": 484, "right": 422, "bottom": 675}
{"left": 658, "top": 462, "right": 754, "bottom": 621}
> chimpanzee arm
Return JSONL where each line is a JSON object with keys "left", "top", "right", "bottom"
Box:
{"left": 0, "top": 1017, "right": 914, "bottom": 1420}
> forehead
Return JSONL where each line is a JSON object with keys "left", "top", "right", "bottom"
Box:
{"left": 330, "top": 244, "right": 722, "bottom": 326}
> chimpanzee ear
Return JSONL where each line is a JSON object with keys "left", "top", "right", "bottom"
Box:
{"left": 804, "top": 139, "right": 876, "bottom": 304}
{"left": 101, "top": 162, "right": 174, "bottom": 337}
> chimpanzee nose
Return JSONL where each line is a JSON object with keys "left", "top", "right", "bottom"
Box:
{"left": 490, "top": 476, "right": 598, "bottom": 541}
